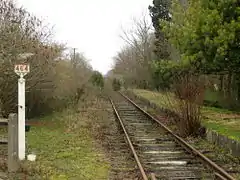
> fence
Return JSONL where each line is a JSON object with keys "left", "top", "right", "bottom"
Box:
{"left": 0, "top": 114, "right": 19, "bottom": 173}
{"left": 206, "top": 129, "right": 240, "bottom": 156}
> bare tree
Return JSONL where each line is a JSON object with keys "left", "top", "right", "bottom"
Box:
{"left": 113, "top": 12, "right": 155, "bottom": 89}
{"left": 0, "top": 0, "right": 94, "bottom": 117}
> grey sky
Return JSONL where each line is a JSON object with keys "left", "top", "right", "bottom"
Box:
{"left": 17, "top": 0, "right": 153, "bottom": 75}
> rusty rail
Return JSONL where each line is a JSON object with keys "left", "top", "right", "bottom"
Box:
{"left": 110, "top": 99, "right": 149, "bottom": 180}
{"left": 120, "top": 92, "right": 235, "bottom": 180}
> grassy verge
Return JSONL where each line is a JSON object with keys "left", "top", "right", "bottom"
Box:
{"left": 1, "top": 106, "right": 110, "bottom": 180}
{"left": 132, "top": 89, "right": 240, "bottom": 141}
{"left": 26, "top": 108, "right": 109, "bottom": 180}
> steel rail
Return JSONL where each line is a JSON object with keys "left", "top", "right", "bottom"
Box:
{"left": 110, "top": 99, "right": 149, "bottom": 180}
{"left": 120, "top": 92, "right": 236, "bottom": 180}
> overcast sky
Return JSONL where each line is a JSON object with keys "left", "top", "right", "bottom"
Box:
{"left": 16, "top": 0, "right": 152, "bottom": 75}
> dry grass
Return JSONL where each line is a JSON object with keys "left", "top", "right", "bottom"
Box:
{"left": 0, "top": 94, "right": 110, "bottom": 179}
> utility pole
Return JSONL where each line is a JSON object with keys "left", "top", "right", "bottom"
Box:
{"left": 73, "top": 48, "right": 76, "bottom": 61}
{"left": 72, "top": 48, "right": 77, "bottom": 68}
{"left": 72, "top": 47, "right": 78, "bottom": 105}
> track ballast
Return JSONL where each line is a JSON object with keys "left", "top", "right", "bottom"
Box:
{"left": 110, "top": 92, "right": 235, "bottom": 180}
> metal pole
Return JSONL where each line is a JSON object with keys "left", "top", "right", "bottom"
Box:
{"left": 73, "top": 48, "right": 76, "bottom": 68}
{"left": 18, "top": 76, "right": 25, "bottom": 160}
{"left": 73, "top": 48, "right": 76, "bottom": 60}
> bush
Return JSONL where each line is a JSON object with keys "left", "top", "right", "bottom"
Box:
{"left": 90, "top": 71, "right": 104, "bottom": 89}
{"left": 172, "top": 73, "right": 206, "bottom": 137}
{"left": 112, "top": 78, "right": 121, "bottom": 91}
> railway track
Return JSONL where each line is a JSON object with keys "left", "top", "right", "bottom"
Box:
{"left": 110, "top": 92, "right": 236, "bottom": 180}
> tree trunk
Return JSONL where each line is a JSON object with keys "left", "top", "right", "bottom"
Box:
{"left": 227, "top": 72, "right": 232, "bottom": 98}
{"left": 219, "top": 75, "right": 224, "bottom": 91}
{"left": 238, "top": 83, "right": 240, "bottom": 102}
{"left": 237, "top": 74, "right": 240, "bottom": 102}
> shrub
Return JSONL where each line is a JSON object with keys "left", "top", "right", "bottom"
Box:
{"left": 112, "top": 78, "right": 121, "bottom": 91}
{"left": 171, "top": 73, "right": 206, "bottom": 137}
{"left": 90, "top": 71, "right": 104, "bottom": 89}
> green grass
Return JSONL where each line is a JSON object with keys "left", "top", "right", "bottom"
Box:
{"left": 202, "top": 107, "right": 240, "bottom": 140}
{"left": 132, "top": 89, "right": 240, "bottom": 141}
{"left": 204, "top": 89, "right": 223, "bottom": 103}
{"left": 132, "top": 89, "right": 173, "bottom": 109}
{"left": 0, "top": 127, "right": 7, "bottom": 135}
{"left": 202, "top": 106, "right": 234, "bottom": 114}
{"left": 203, "top": 121, "right": 240, "bottom": 140}
{"left": 21, "top": 109, "right": 109, "bottom": 180}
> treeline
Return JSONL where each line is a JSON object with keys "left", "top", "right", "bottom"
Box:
{"left": 109, "top": 14, "right": 155, "bottom": 89}
{"left": 110, "top": 0, "right": 240, "bottom": 110}
{"left": 0, "top": 0, "right": 104, "bottom": 118}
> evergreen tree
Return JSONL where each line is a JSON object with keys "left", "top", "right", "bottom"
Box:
{"left": 149, "top": 0, "right": 172, "bottom": 60}
{"left": 90, "top": 71, "right": 104, "bottom": 89}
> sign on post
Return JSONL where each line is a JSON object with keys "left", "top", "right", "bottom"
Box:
{"left": 14, "top": 64, "right": 30, "bottom": 77}
{"left": 14, "top": 63, "right": 30, "bottom": 160}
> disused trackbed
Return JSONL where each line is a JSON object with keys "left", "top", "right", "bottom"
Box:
{"left": 110, "top": 92, "right": 236, "bottom": 180}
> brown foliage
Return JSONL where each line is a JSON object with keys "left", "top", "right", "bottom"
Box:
{"left": 171, "top": 74, "right": 206, "bottom": 137}
{"left": 0, "top": 0, "right": 93, "bottom": 118}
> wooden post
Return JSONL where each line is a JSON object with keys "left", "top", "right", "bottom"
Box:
{"left": 8, "top": 113, "right": 19, "bottom": 172}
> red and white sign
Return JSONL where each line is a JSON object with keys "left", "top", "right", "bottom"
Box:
{"left": 14, "top": 64, "right": 30, "bottom": 74}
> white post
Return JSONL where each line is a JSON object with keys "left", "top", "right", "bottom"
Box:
{"left": 14, "top": 58, "right": 32, "bottom": 161}
{"left": 18, "top": 76, "right": 25, "bottom": 160}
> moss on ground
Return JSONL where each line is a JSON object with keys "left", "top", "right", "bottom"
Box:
{"left": 0, "top": 107, "right": 110, "bottom": 180}
{"left": 25, "top": 109, "right": 109, "bottom": 180}
{"left": 0, "top": 127, "right": 6, "bottom": 134}
{"left": 132, "top": 89, "right": 240, "bottom": 141}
